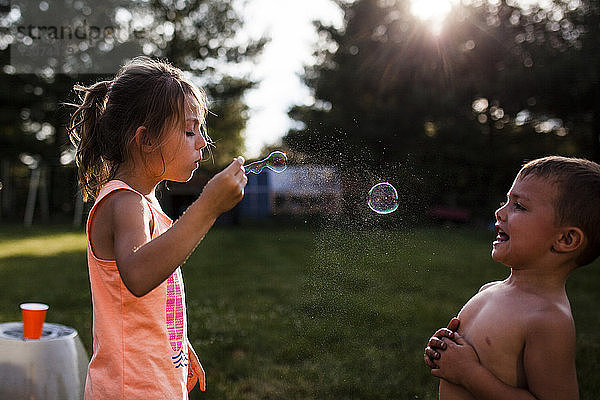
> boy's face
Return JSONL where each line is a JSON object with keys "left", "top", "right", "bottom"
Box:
{"left": 492, "top": 175, "right": 561, "bottom": 269}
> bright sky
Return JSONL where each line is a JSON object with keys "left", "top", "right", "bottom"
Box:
{"left": 239, "top": 0, "right": 559, "bottom": 157}
{"left": 238, "top": 0, "right": 343, "bottom": 157}
{"left": 238, "top": 0, "right": 457, "bottom": 157}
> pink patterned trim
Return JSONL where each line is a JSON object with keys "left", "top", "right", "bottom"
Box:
{"left": 166, "top": 271, "right": 184, "bottom": 352}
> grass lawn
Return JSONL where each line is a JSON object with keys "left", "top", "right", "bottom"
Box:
{"left": 0, "top": 223, "right": 599, "bottom": 399}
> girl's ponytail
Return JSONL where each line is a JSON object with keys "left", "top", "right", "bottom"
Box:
{"left": 68, "top": 81, "right": 112, "bottom": 202}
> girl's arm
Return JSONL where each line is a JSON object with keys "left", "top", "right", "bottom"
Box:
{"left": 114, "top": 158, "right": 247, "bottom": 297}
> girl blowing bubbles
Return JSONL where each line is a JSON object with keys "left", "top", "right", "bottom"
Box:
{"left": 68, "top": 56, "right": 247, "bottom": 399}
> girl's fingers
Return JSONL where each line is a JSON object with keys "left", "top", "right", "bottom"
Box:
{"left": 226, "top": 156, "right": 245, "bottom": 174}
{"left": 234, "top": 156, "right": 245, "bottom": 174}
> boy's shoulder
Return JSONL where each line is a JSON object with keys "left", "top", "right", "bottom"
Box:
{"left": 457, "top": 280, "right": 576, "bottom": 388}
{"left": 477, "top": 280, "right": 502, "bottom": 293}
{"left": 522, "top": 293, "right": 575, "bottom": 335}
{"left": 463, "top": 280, "right": 574, "bottom": 328}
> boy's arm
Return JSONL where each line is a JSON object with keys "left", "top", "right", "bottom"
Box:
{"left": 432, "top": 333, "right": 538, "bottom": 400}
{"left": 522, "top": 311, "right": 579, "bottom": 399}
{"left": 432, "top": 313, "right": 579, "bottom": 400}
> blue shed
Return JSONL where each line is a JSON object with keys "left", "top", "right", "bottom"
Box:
{"left": 238, "top": 170, "right": 272, "bottom": 219}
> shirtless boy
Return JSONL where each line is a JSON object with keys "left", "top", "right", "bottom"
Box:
{"left": 424, "top": 156, "right": 600, "bottom": 399}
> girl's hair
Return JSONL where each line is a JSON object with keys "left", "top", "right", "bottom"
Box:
{"left": 68, "top": 56, "right": 209, "bottom": 202}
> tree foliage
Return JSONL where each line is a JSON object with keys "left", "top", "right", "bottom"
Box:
{"left": 285, "top": 0, "right": 600, "bottom": 218}
{"left": 0, "top": 0, "right": 265, "bottom": 219}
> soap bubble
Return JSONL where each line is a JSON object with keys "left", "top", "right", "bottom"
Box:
{"left": 367, "top": 182, "right": 398, "bottom": 214}
{"left": 244, "top": 151, "right": 287, "bottom": 174}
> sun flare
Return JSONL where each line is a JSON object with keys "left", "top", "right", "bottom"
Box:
{"left": 410, "top": 0, "right": 455, "bottom": 23}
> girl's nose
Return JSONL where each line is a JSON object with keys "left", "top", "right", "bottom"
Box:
{"left": 196, "top": 132, "right": 207, "bottom": 149}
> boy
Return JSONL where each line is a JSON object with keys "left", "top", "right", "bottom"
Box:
{"left": 424, "top": 156, "right": 600, "bottom": 399}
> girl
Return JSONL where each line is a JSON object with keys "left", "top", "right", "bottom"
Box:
{"left": 68, "top": 56, "right": 247, "bottom": 399}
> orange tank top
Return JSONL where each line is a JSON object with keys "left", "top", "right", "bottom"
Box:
{"left": 84, "top": 180, "right": 201, "bottom": 399}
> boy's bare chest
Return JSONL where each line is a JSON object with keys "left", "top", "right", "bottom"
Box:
{"left": 457, "top": 291, "right": 527, "bottom": 387}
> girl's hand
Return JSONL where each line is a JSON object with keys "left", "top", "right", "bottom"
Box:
{"left": 200, "top": 157, "right": 248, "bottom": 216}
{"left": 430, "top": 332, "right": 480, "bottom": 386}
{"left": 424, "top": 317, "right": 460, "bottom": 369}
{"left": 187, "top": 341, "right": 205, "bottom": 392}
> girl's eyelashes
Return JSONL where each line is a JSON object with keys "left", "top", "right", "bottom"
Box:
{"left": 185, "top": 131, "right": 195, "bottom": 137}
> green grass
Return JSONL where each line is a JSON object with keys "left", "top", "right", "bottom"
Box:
{"left": 0, "top": 224, "right": 598, "bottom": 399}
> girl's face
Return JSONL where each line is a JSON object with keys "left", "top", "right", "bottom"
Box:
{"left": 159, "top": 95, "right": 207, "bottom": 182}
{"left": 492, "top": 175, "right": 561, "bottom": 269}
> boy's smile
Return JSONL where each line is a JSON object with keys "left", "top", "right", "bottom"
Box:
{"left": 494, "top": 226, "right": 509, "bottom": 244}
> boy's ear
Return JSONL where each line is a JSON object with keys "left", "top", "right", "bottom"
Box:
{"left": 552, "top": 227, "right": 585, "bottom": 254}
{"left": 134, "top": 126, "right": 152, "bottom": 152}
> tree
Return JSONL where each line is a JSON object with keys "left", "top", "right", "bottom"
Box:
{"left": 0, "top": 0, "right": 265, "bottom": 220}
{"left": 284, "top": 0, "right": 599, "bottom": 219}
{"left": 140, "top": 0, "right": 267, "bottom": 167}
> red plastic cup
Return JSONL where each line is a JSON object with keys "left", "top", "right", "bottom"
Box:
{"left": 20, "top": 303, "right": 49, "bottom": 339}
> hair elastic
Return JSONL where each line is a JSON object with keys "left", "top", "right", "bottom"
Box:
{"left": 106, "top": 79, "right": 116, "bottom": 101}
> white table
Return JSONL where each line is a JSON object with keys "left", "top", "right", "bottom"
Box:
{"left": 0, "top": 322, "right": 89, "bottom": 400}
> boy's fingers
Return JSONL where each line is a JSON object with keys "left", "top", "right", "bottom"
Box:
{"left": 433, "top": 328, "right": 454, "bottom": 339}
{"left": 452, "top": 332, "right": 467, "bottom": 345}
{"left": 425, "top": 347, "right": 440, "bottom": 359}
{"left": 424, "top": 353, "right": 439, "bottom": 369}
{"left": 428, "top": 336, "right": 447, "bottom": 350}
{"left": 447, "top": 317, "right": 460, "bottom": 332}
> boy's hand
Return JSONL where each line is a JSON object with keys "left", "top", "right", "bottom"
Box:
{"left": 430, "top": 332, "right": 480, "bottom": 386}
{"left": 424, "top": 317, "right": 460, "bottom": 369}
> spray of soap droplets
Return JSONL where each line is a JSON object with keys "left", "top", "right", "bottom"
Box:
{"left": 367, "top": 182, "right": 399, "bottom": 214}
